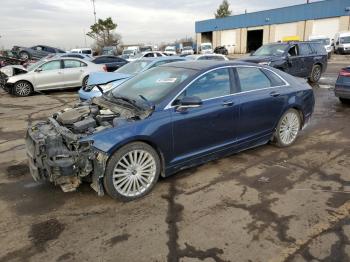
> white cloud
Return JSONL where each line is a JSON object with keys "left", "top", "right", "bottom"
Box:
{"left": 0, "top": 0, "right": 322, "bottom": 50}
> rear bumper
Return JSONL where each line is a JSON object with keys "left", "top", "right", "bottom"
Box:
{"left": 334, "top": 86, "right": 350, "bottom": 99}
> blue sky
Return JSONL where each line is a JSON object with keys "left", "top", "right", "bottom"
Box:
{"left": 0, "top": 0, "right": 322, "bottom": 50}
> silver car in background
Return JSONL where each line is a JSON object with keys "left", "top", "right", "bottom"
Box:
{"left": 1, "top": 57, "right": 106, "bottom": 96}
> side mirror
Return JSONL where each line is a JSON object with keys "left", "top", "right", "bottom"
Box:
{"left": 176, "top": 96, "right": 202, "bottom": 111}
{"left": 35, "top": 68, "right": 42, "bottom": 73}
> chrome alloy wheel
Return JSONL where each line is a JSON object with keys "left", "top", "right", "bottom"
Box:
{"left": 15, "top": 82, "right": 31, "bottom": 96}
{"left": 112, "top": 150, "right": 157, "bottom": 197}
{"left": 279, "top": 112, "right": 300, "bottom": 145}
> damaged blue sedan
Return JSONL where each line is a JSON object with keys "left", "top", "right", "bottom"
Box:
{"left": 26, "top": 61, "right": 315, "bottom": 201}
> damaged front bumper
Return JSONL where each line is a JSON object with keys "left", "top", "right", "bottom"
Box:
{"left": 26, "top": 118, "right": 109, "bottom": 195}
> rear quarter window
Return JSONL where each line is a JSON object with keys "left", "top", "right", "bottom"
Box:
{"left": 262, "top": 69, "right": 286, "bottom": 86}
{"left": 310, "top": 43, "right": 327, "bottom": 55}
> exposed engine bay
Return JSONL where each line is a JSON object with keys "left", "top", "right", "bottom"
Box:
{"left": 26, "top": 96, "right": 153, "bottom": 194}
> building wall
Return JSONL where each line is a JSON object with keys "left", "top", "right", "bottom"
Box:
{"left": 200, "top": 15, "right": 350, "bottom": 54}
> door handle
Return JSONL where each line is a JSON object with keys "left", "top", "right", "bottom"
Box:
{"left": 222, "top": 101, "right": 234, "bottom": 106}
{"left": 270, "top": 91, "right": 280, "bottom": 97}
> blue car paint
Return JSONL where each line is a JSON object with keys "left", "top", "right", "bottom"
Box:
{"left": 87, "top": 72, "right": 132, "bottom": 86}
{"left": 79, "top": 57, "right": 187, "bottom": 100}
{"left": 80, "top": 61, "right": 315, "bottom": 178}
{"left": 335, "top": 67, "right": 350, "bottom": 99}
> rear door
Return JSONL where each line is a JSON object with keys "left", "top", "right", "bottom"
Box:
{"left": 171, "top": 67, "right": 240, "bottom": 165}
{"left": 33, "top": 60, "right": 64, "bottom": 90}
{"left": 62, "top": 59, "right": 87, "bottom": 87}
{"left": 297, "top": 43, "right": 315, "bottom": 77}
{"left": 234, "top": 66, "right": 287, "bottom": 144}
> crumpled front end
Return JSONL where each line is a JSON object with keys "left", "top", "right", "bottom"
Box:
{"left": 26, "top": 115, "right": 109, "bottom": 194}
{"left": 25, "top": 98, "right": 152, "bottom": 195}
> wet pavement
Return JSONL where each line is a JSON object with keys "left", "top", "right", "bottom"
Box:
{"left": 0, "top": 59, "right": 349, "bottom": 262}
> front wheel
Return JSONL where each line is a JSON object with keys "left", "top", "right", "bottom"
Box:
{"left": 103, "top": 142, "right": 161, "bottom": 201}
{"left": 273, "top": 109, "right": 301, "bottom": 147}
{"left": 13, "top": 81, "right": 33, "bottom": 96}
{"left": 19, "top": 51, "right": 30, "bottom": 60}
{"left": 308, "top": 64, "right": 322, "bottom": 83}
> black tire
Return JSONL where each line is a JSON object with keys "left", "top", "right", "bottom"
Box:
{"left": 103, "top": 142, "right": 161, "bottom": 201}
{"left": 82, "top": 76, "right": 89, "bottom": 89}
{"left": 339, "top": 98, "right": 350, "bottom": 104}
{"left": 308, "top": 64, "right": 322, "bottom": 83}
{"left": 328, "top": 53, "right": 331, "bottom": 59}
{"left": 13, "top": 81, "right": 33, "bottom": 96}
{"left": 19, "top": 51, "right": 30, "bottom": 60}
{"left": 273, "top": 109, "right": 301, "bottom": 148}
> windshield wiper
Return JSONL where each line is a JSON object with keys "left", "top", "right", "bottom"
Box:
{"left": 111, "top": 95, "right": 142, "bottom": 110}
{"left": 139, "top": 95, "right": 154, "bottom": 108}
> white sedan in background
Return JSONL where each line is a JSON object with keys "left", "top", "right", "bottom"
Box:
{"left": 127, "top": 51, "right": 166, "bottom": 61}
{"left": 186, "top": 54, "right": 229, "bottom": 61}
{"left": 1, "top": 57, "right": 105, "bottom": 96}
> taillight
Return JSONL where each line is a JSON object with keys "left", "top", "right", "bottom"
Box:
{"left": 339, "top": 69, "right": 350, "bottom": 77}
{"left": 103, "top": 65, "right": 107, "bottom": 72}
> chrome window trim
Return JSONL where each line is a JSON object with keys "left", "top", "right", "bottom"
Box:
{"left": 163, "top": 65, "right": 290, "bottom": 110}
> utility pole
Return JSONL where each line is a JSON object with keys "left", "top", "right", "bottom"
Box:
{"left": 91, "top": 0, "right": 97, "bottom": 23}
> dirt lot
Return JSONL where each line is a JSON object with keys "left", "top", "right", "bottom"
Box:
{"left": 0, "top": 58, "right": 349, "bottom": 262}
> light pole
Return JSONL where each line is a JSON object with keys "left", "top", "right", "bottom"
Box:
{"left": 91, "top": 0, "right": 97, "bottom": 23}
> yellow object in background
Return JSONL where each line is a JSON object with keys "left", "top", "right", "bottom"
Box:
{"left": 282, "top": 36, "right": 300, "bottom": 42}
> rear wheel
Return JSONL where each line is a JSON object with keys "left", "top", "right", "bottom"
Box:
{"left": 273, "top": 109, "right": 301, "bottom": 147}
{"left": 339, "top": 98, "right": 350, "bottom": 104}
{"left": 13, "top": 81, "right": 33, "bottom": 96}
{"left": 103, "top": 142, "right": 161, "bottom": 201}
{"left": 309, "top": 64, "right": 322, "bottom": 83}
{"left": 82, "top": 76, "right": 89, "bottom": 89}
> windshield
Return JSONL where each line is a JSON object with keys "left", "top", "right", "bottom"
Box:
{"left": 183, "top": 46, "right": 192, "bottom": 50}
{"left": 123, "top": 50, "right": 135, "bottom": 55}
{"left": 201, "top": 45, "right": 212, "bottom": 50}
{"left": 310, "top": 38, "right": 331, "bottom": 45}
{"left": 115, "top": 60, "right": 153, "bottom": 74}
{"left": 253, "top": 44, "right": 288, "bottom": 56}
{"left": 111, "top": 66, "right": 196, "bottom": 104}
{"left": 27, "top": 60, "right": 46, "bottom": 71}
{"left": 165, "top": 47, "right": 175, "bottom": 51}
{"left": 340, "top": 36, "right": 350, "bottom": 44}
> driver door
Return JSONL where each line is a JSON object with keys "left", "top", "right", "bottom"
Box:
{"left": 170, "top": 68, "right": 239, "bottom": 166}
{"left": 33, "top": 60, "right": 65, "bottom": 90}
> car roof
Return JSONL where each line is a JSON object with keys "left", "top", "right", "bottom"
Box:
{"left": 160, "top": 60, "right": 256, "bottom": 71}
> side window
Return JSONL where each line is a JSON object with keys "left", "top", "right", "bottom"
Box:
{"left": 34, "top": 46, "right": 43, "bottom": 51}
{"left": 144, "top": 53, "right": 154, "bottom": 58}
{"left": 41, "top": 60, "right": 61, "bottom": 71}
{"left": 288, "top": 45, "right": 298, "bottom": 57}
{"left": 44, "top": 47, "right": 55, "bottom": 53}
{"left": 236, "top": 67, "right": 271, "bottom": 92}
{"left": 64, "top": 60, "right": 85, "bottom": 68}
{"left": 156, "top": 52, "right": 163, "bottom": 57}
{"left": 298, "top": 43, "right": 313, "bottom": 55}
{"left": 262, "top": 69, "right": 286, "bottom": 87}
{"left": 180, "top": 68, "right": 231, "bottom": 100}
